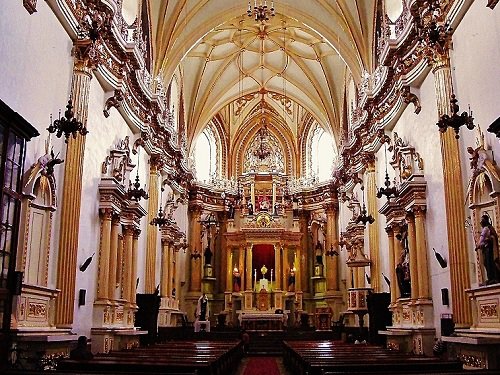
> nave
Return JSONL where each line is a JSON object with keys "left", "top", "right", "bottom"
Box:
{"left": 2, "top": 0, "right": 500, "bottom": 372}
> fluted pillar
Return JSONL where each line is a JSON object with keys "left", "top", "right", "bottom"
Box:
{"left": 167, "top": 245, "right": 175, "bottom": 298}
{"left": 407, "top": 213, "right": 419, "bottom": 300}
{"left": 189, "top": 207, "right": 202, "bottom": 292}
{"left": 122, "top": 225, "right": 134, "bottom": 303}
{"left": 116, "top": 235, "right": 124, "bottom": 289}
{"left": 415, "top": 208, "right": 430, "bottom": 299}
{"left": 97, "top": 208, "right": 112, "bottom": 300}
{"left": 432, "top": 53, "right": 471, "bottom": 326}
{"left": 239, "top": 246, "right": 245, "bottom": 291}
{"left": 245, "top": 244, "right": 253, "bottom": 290}
{"left": 386, "top": 227, "right": 397, "bottom": 304}
{"left": 282, "top": 246, "right": 289, "bottom": 290}
{"left": 366, "top": 161, "right": 381, "bottom": 292}
{"left": 161, "top": 240, "right": 170, "bottom": 297}
{"left": 274, "top": 245, "right": 281, "bottom": 290}
{"left": 226, "top": 247, "right": 233, "bottom": 291}
{"left": 144, "top": 159, "right": 160, "bottom": 293}
{"left": 55, "top": 41, "right": 94, "bottom": 327}
{"left": 130, "top": 229, "right": 140, "bottom": 305}
{"left": 295, "top": 247, "right": 301, "bottom": 291}
{"left": 108, "top": 215, "right": 120, "bottom": 300}
{"left": 325, "top": 203, "right": 339, "bottom": 291}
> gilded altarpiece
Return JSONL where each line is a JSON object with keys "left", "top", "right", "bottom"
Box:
{"left": 379, "top": 133, "right": 434, "bottom": 356}
{"left": 92, "top": 136, "right": 147, "bottom": 353}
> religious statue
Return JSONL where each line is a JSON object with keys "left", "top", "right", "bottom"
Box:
{"left": 204, "top": 245, "right": 213, "bottom": 265}
{"left": 258, "top": 195, "right": 270, "bottom": 212}
{"left": 476, "top": 214, "right": 500, "bottom": 285}
{"left": 274, "top": 202, "right": 280, "bottom": 216}
{"left": 195, "top": 293, "right": 209, "bottom": 322}
{"left": 395, "top": 223, "right": 411, "bottom": 298}
{"left": 315, "top": 241, "right": 323, "bottom": 265}
{"left": 228, "top": 200, "right": 235, "bottom": 219}
{"left": 288, "top": 268, "right": 296, "bottom": 292}
{"left": 247, "top": 202, "right": 254, "bottom": 216}
{"left": 233, "top": 267, "right": 241, "bottom": 292}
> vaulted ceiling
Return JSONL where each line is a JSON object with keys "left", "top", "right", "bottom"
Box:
{"left": 149, "top": 0, "right": 378, "bottom": 151}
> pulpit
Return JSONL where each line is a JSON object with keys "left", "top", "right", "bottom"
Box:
{"left": 257, "top": 289, "right": 269, "bottom": 311}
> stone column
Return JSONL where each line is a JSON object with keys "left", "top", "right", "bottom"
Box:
{"left": 407, "top": 213, "right": 419, "bottom": 300}
{"left": 144, "top": 158, "right": 160, "bottom": 294}
{"left": 274, "top": 244, "right": 281, "bottom": 290}
{"left": 97, "top": 208, "right": 112, "bottom": 301}
{"left": 245, "top": 244, "right": 253, "bottom": 291}
{"left": 189, "top": 207, "right": 202, "bottom": 292}
{"left": 108, "top": 215, "right": 120, "bottom": 300}
{"left": 161, "top": 240, "right": 170, "bottom": 297}
{"left": 55, "top": 40, "right": 94, "bottom": 327}
{"left": 130, "top": 229, "right": 140, "bottom": 305}
{"left": 122, "top": 225, "right": 134, "bottom": 303}
{"left": 325, "top": 203, "right": 339, "bottom": 291}
{"left": 431, "top": 51, "right": 471, "bottom": 327}
{"left": 415, "top": 208, "right": 430, "bottom": 299}
{"left": 366, "top": 161, "right": 381, "bottom": 292}
{"left": 386, "top": 227, "right": 397, "bottom": 304}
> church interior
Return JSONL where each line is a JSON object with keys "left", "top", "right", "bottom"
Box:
{"left": 1, "top": 0, "right": 500, "bottom": 373}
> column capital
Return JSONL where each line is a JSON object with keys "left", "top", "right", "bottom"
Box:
{"left": 72, "top": 39, "right": 101, "bottom": 75}
{"left": 123, "top": 225, "right": 135, "bottom": 236}
{"left": 99, "top": 207, "right": 114, "bottom": 220}
{"left": 149, "top": 153, "right": 164, "bottom": 171}
{"left": 323, "top": 202, "right": 338, "bottom": 213}
{"left": 133, "top": 229, "right": 141, "bottom": 239}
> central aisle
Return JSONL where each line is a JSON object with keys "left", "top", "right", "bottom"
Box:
{"left": 237, "top": 356, "right": 287, "bottom": 375}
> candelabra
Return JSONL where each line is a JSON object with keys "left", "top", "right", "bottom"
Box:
{"left": 376, "top": 143, "right": 398, "bottom": 200}
{"left": 47, "top": 99, "right": 88, "bottom": 142}
{"left": 247, "top": 1, "right": 275, "bottom": 22}
{"left": 151, "top": 188, "right": 168, "bottom": 227}
{"left": 356, "top": 186, "right": 375, "bottom": 226}
{"left": 127, "top": 173, "right": 149, "bottom": 202}
{"left": 436, "top": 94, "right": 475, "bottom": 139}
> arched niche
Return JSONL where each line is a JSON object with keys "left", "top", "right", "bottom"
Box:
{"left": 13, "top": 151, "right": 59, "bottom": 330}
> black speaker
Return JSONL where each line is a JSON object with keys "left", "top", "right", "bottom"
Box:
{"left": 441, "top": 288, "right": 449, "bottom": 306}
{"left": 78, "top": 289, "right": 86, "bottom": 306}
{"left": 12, "top": 271, "right": 23, "bottom": 295}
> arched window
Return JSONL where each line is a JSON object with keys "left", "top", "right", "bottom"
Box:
{"left": 194, "top": 127, "right": 218, "bottom": 183}
{"left": 307, "top": 123, "right": 335, "bottom": 182}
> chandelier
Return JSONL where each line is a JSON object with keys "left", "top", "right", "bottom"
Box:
{"left": 151, "top": 188, "right": 168, "bottom": 227}
{"left": 47, "top": 99, "right": 88, "bottom": 142}
{"left": 376, "top": 144, "right": 398, "bottom": 200}
{"left": 436, "top": 94, "right": 474, "bottom": 139}
{"left": 254, "top": 118, "right": 271, "bottom": 160}
{"left": 247, "top": 1, "right": 275, "bottom": 22}
{"left": 127, "top": 149, "right": 149, "bottom": 202}
{"left": 356, "top": 186, "right": 375, "bottom": 226}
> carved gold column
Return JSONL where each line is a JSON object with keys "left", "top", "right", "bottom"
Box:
{"left": 189, "top": 207, "right": 202, "bottom": 292}
{"left": 325, "top": 203, "right": 339, "bottom": 291}
{"left": 431, "top": 52, "right": 471, "bottom": 326}
{"left": 226, "top": 247, "right": 233, "bottom": 291}
{"left": 161, "top": 240, "right": 170, "bottom": 297}
{"left": 407, "top": 213, "right": 419, "bottom": 300}
{"left": 144, "top": 158, "right": 160, "bottom": 293}
{"left": 108, "top": 215, "right": 120, "bottom": 299}
{"left": 274, "top": 244, "right": 281, "bottom": 290}
{"left": 239, "top": 246, "right": 245, "bottom": 291}
{"left": 167, "top": 244, "right": 175, "bottom": 298}
{"left": 245, "top": 243, "right": 253, "bottom": 291}
{"left": 295, "top": 247, "right": 301, "bottom": 291}
{"left": 55, "top": 40, "right": 94, "bottom": 327}
{"left": 366, "top": 161, "right": 381, "bottom": 292}
{"left": 130, "top": 229, "right": 140, "bottom": 305}
{"left": 386, "top": 227, "right": 397, "bottom": 304}
{"left": 415, "top": 207, "right": 430, "bottom": 299}
{"left": 282, "top": 246, "right": 288, "bottom": 289}
{"left": 122, "top": 225, "right": 134, "bottom": 303}
{"left": 97, "top": 208, "right": 112, "bottom": 300}
{"left": 392, "top": 224, "right": 403, "bottom": 302}
{"left": 116, "top": 235, "right": 124, "bottom": 288}
{"left": 219, "top": 217, "right": 228, "bottom": 292}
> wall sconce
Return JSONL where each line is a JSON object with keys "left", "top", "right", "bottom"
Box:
{"left": 326, "top": 244, "right": 339, "bottom": 257}
{"left": 433, "top": 248, "right": 448, "bottom": 268}
{"left": 436, "top": 94, "right": 475, "bottom": 139}
{"left": 47, "top": 99, "right": 88, "bottom": 142}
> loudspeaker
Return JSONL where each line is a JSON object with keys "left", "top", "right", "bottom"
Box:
{"left": 12, "top": 271, "right": 23, "bottom": 295}
{"left": 441, "top": 288, "right": 449, "bottom": 306}
{"left": 78, "top": 289, "right": 86, "bottom": 306}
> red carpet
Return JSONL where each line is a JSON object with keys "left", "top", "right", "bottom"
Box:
{"left": 243, "top": 357, "right": 281, "bottom": 375}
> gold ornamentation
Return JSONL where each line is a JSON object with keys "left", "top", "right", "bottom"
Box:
{"left": 480, "top": 303, "right": 498, "bottom": 319}
{"left": 460, "top": 353, "right": 485, "bottom": 369}
{"left": 28, "top": 302, "right": 47, "bottom": 318}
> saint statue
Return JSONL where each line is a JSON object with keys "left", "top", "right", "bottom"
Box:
{"left": 233, "top": 268, "right": 241, "bottom": 292}
{"left": 288, "top": 268, "right": 296, "bottom": 292}
{"left": 204, "top": 245, "right": 213, "bottom": 265}
{"left": 195, "top": 293, "right": 209, "bottom": 322}
{"left": 476, "top": 214, "right": 500, "bottom": 285}
{"left": 395, "top": 223, "right": 411, "bottom": 298}
{"left": 315, "top": 241, "right": 323, "bottom": 265}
